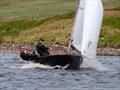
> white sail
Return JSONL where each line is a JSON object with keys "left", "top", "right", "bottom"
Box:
{"left": 70, "top": 0, "right": 104, "bottom": 59}
{"left": 70, "top": 0, "right": 85, "bottom": 51}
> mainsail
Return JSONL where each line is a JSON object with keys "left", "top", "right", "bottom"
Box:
{"left": 69, "top": 0, "right": 103, "bottom": 59}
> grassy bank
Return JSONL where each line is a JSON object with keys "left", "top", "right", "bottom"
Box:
{"left": 0, "top": 0, "right": 120, "bottom": 48}
{"left": 0, "top": 12, "right": 75, "bottom": 44}
{"left": 0, "top": 10, "right": 120, "bottom": 48}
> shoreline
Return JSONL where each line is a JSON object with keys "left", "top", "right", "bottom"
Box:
{"left": 0, "top": 43, "right": 120, "bottom": 56}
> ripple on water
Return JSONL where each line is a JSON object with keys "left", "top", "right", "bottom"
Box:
{"left": 0, "top": 53, "right": 120, "bottom": 90}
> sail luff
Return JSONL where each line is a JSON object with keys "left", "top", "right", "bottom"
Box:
{"left": 68, "top": 0, "right": 85, "bottom": 52}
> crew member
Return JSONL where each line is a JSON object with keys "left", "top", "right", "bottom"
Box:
{"left": 35, "top": 40, "right": 50, "bottom": 56}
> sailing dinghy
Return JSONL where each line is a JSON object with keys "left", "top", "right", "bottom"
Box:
{"left": 20, "top": 0, "right": 104, "bottom": 70}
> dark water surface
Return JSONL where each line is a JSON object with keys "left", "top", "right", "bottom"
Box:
{"left": 0, "top": 53, "right": 120, "bottom": 90}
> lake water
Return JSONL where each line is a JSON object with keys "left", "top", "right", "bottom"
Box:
{"left": 0, "top": 53, "right": 120, "bottom": 90}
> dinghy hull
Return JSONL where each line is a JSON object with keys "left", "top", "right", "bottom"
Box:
{"left": 33, "top": 55, "right": 83, "bottom": 69}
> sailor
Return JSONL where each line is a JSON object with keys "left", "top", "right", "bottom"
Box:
{"left": 20, "top": 47, "right": 33, "bottom": 61}
{"left": 35, "top": 39, "right": 50, "bottom": 56}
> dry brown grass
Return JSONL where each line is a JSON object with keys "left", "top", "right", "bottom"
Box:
{"left": 16, "top": 19, "right": 73, "bottom": 45}
{"left": 104, "top": 10, "right": 120, "bottom": 17}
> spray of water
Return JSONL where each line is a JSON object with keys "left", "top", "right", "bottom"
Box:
{"left": 80, "top": 57, "right": 110, "bottom": 71}
{"left": 21, "top": 62, "right": 52, "bottom": 69}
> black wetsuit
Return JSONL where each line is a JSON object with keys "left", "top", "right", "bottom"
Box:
{"left": 20, "top": 52, "right": 32, "bottom": 61}
{"left": 36, "top": 42, "right": 49, "bottom": 56}
{"left": 20, "top": 51, "right": 40, "bottom": 61}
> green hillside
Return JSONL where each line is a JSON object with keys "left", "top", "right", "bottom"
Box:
{"left": 0, "top": 0, "right": 120, "bottom": 48}
{"left": 0, "top": 0, "right": 76, "bottom": 19}
{"left": 1, "top": 0, "right": 119, "bottom": 19}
